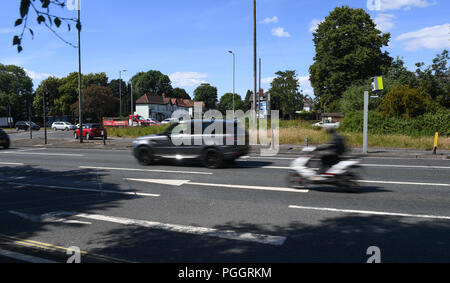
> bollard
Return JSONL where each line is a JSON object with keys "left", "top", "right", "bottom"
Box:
{"left": 305, "top": 137, "right": 309, "bottom": 147}
{"left": 432, "top": 132, "right": 439, "bottom": 155}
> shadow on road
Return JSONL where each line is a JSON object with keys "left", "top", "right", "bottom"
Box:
{"left": 88, "top": 214, "right": 450, "bottom": 263}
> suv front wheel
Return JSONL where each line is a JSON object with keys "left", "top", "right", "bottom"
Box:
{"left": 137, "top": 147, "right": 153, "bottom": 166}
{"left": 202, "top": 148, "right": 224, "bottom": 169}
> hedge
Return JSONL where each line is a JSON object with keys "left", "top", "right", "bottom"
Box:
{"left": 340, "top": 110, "right": 450, "bottom": 137}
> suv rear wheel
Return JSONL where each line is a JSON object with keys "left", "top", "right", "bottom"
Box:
{"left": 202, "top": 148, "right": 224, "bottom": 169}
{"left": 137, "top": 147, "right": 153, "bottom": 166}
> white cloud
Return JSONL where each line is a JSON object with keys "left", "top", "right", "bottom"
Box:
{"left": 261, "top": 77, "right": 275, "bottom": 85}
{"left": 271, "top": 27, "right": 291, "bottom": 38}
{"left": 0, "top": 28, "right": 14, "bottom": 34}
{"left": 309, "top": 19, "right": 322, "bottom": 33}
{"left": 169, "top": 72, "right": 208, "bottom": 87}
{"left": 396, "top": 24, "right": 450, "bottom": 51}
{"left": 374, "top": 13, "right": 397, "bottom": 31}
{"left": 367, "top": 0, "right": 436, "bottom": 11}
{"left": 24, "top": 69, "right": 53, "bottom": 81}
{"left": 260, "top": 16, "right": 279, "bottom": 24}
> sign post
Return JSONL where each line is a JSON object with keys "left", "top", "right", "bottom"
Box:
{"left": 363, "top": 76, "right": 384, "bottom": 154}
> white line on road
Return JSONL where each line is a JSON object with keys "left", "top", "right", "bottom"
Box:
{"left": 80, "top": 166, "right": 213, "bottom": 175}
{"left": 7, "top": 182, "right": 160, "bottom": 198}
{"left": 126, "top": 178, "right": 309, "bottom": 193}
{"left": 357, "top": 180, "right": 450, "bottom": 187}
{"left": 69, "top": 212, "right": 287, "bottom": 246}
{"left": 0, "top": 248, "right": 57, "bottom": 263}
{"left": 255, "top": 164, "right": 450, "bottom": 170}
{"left": 0, "top": 152, "right": 84, "bottom": 157}
{"left": 289, "top": 205, "right": 450, "bottom": 220}
{"left": 0, "top": 162, "right": 24, "bottom": 166}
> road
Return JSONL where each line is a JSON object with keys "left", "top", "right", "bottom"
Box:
{"left": 0, "top": 146, "right": 449, "bottom": 263}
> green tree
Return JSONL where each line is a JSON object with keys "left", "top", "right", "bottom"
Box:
{"left": 172, "top": 88, "right": 191, "bottom": 99}
{"left": 269, "top": 70, "right": 304, "bottom": 119}
{"left": 72, "top": 85, "right": 119, "bottom": 122}
{"left": 414, "top": 50, "right": 449, "bottom": 108}
{"left": 218, "top": 93, "right": 243, "bottom": 114}
{"left": 309, "top": 6, "right": 392, "bottom": 108}
{"left": 130, "top": 70, "right": 173, "bottom": 99}
{"left": 381, "top": 85, "right": 431, "bottom": 118}
{"left": 33, "top": 76, "right": 60, "bottom": 117}
{"left": 0, "top": 63, "right": 33, "bottom": 121}
{"left": 193, "top": 83, "right": 218, "bottom": 110}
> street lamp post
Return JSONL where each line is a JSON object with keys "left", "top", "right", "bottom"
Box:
{"left": 228, "top": 51, "right": 235, "bottom": 113}
{"left": 119, "top": 70, "right": 127, "bottom": 118}
{"left": 129, "top": 79, "right": 134, "bottom": 116}
{"left": 77, "top": 1, "right": 83, "bottom": 143}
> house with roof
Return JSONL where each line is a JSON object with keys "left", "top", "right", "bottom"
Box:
{"left": 135, "top": 93, "right": 204, "bottom": 122}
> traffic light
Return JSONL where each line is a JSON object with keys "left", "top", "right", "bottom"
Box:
{"left": 372, "top": 76, "right": 384, "bottom": 91}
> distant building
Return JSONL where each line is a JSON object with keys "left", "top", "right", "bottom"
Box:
{"left": 135, "top": 93, "right": 204, "bottom": 121}
{"left": 303, "top": 102, "right": 313, "bottom": 112}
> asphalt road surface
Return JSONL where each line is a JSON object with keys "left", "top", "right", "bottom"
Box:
{"left": 0, "top": 146, "right": 449, "bottom": 263}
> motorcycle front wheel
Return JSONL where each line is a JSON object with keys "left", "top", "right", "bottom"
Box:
{"left": 340, "top": 173, "right": 361, "bottom": 193}
{"left": 287, "top": 171, "right": 308, "bottom": 189}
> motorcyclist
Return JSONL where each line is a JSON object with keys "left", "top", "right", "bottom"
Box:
{"left": 316, "top": 127, "right": 346, "bottom": 174}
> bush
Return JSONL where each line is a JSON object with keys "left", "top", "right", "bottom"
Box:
{"left": 340, "top": 110, "right": 450, "bottom": 137}
{"left": 380, "top": 85, "right": 431, "bottom": 118}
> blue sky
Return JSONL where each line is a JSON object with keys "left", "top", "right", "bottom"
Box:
{"left": 0, "top": 0, "right": 449, "bottom": 99}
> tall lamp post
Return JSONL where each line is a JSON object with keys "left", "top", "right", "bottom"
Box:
{"left": 119, "top": 70, "right": 127, "bottom": 118}
{"left": 129, "top": 79, "right": 134, "bottom": 116}
{"left": 228, "top": 51, "right": 236, "bottom": 113}
{"left": 77, "top": 0, "right": 83, "bottom": 143}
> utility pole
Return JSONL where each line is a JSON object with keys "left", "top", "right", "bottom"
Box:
{"left": 228, "top": 51, "right": 236, "bottom": 113}
{"left": 43, "top": 91, "right": 47, "bottom": 145}
{"left": 28, "top": 93, "right": 32, "bottom": 140}
{"left": 129, "top": 80, "right": 133, "bottom": 116}
{"left": 253, "top": 0, "right": 257, "bottom": 121}
{"left": 258, "top": 57, "right": 261, "bottom": 119}
{"left": 119, "top": 70, "right": 127, "bottom": 118}
{"left": 77, "top": 1, "right": 83, "bottom": 143}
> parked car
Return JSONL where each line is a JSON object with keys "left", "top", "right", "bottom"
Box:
{"left": 161, "top": 118, "right": 179, "bottom": 124}
{"left": 313, "top": 121, "right": 340, "bottom": 129}
{"left": 52, "top": 121, "right": 77, "bottom": 131}
{"left": 0, "top": 129, "right": 10, "bottom": 149}
{"left": 133, "top": 120, "right": 250, "bottom": 169}
{"left": 15, "top": 121, "right": 40, "bottom": 131}
{"left": 74, "top": 123, "right": 107, "bottom": 140}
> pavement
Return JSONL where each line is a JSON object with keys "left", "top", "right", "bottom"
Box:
{"left": 0, "top": 143, "right": 449, "bottom": 263}
{"left": 6, "top": 129, "right": 450, "bottom": 159}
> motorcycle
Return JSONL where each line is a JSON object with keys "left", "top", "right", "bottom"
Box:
{"left": 287, "top": 147, "right": 362, "bottom": 193}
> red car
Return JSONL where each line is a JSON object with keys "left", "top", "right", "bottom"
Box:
{"left": 74, "top": 123, "right": 107, "bottom": 140}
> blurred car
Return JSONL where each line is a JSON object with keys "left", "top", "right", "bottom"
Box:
{"left": 52, "top": 121, "right": 77, "bottom": 131}
{"left": 161, "top": 118, "right": 179, "bottom": 124}
{"left": 313, "top": 121, "right": 340, "bottom": 129}
{"left": 74, "top": 123, "right": 107, "bottom": 140}
{"left": 133, "top": 120, "right": 250, "bottom": 169}
{"left": 0, "top": 129, "right": 10, "bottom": 149}
{"left": 15, "top": 121, "right": 40, "bottom": 131}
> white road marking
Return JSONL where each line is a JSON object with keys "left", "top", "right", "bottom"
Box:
{"left": 7, "top": 182, "right": 160, "bottom": 197}
{"left": 289, "top": 205, "right": 450, "bottom": 220}
{"left": 67, "top": 212, "right": 287, "bottom": 246}
{"left": 9, "top": 211, "right": 91, "bottom": 225}
{"left": 0, "top": 248, "right": 57, "bottom": 263}
{"left": 79, "top": 166, "right": 213, "bottom": 175}
{"left": 0, "top": 162, "right": 24, "bottom": 166}
{"left": 0, "top": 152, "right": 84, "bottom": 157}
{"left": 357, "top": 180, "right": 450, "bottom": 187}
{"left": 360, "top": 164, "right": 450, "bottom": 170}
{"left": 126, "top": 178, "right": 309, "bottom": 193}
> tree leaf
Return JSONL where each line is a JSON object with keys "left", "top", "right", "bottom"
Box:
{"left": 13, "top": 36, "right": 21, "bottom": 46}
{"left": 54, "top": 17, "right": 61, "bottom": 28}
{"left": 15, "top": 18, "right": 23, "bottom": 27}
{"left": 37, "top": 15, "right": 46, "bottom": 24}
{"left": 20, "top": 0, "right": 31, "bottom": 19}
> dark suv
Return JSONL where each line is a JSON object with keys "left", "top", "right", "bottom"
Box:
{"left": 15, "top": 121, "right": 40, "bottom": 131}
{"left": 0, "top": 129, "right": 10, "bottom": 149}
{"left": 133, "top": 120, "right": 250, "bottom": 168}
